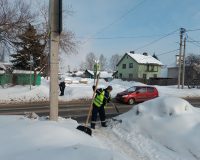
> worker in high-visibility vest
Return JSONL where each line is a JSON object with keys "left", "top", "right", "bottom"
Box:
{"left": 91, "top": 85, "right": 113, "bottom": 129}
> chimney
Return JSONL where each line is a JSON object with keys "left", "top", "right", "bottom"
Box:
{"left": 130, "top": 51, "right": 135, "bottom": 54}
{"left": 143, "top": 52, "right": 148, "bottom": 56}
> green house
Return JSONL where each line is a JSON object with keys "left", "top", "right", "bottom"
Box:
{"left": 0, "top": 71, "right": 13, "bottom": 85}
{"left": 116, "top": 52, "right": 163, "bottom": 81}
{"left": 12, "top": 70, "right": 41, "bottom": 85}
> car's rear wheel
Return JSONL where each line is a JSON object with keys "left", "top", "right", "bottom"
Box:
{"left": 128, "top": 98, "right": 135, "bottom": 105}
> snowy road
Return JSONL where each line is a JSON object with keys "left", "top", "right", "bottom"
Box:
{"left": 0, "top": 101, "right": 131, "bottom": 122}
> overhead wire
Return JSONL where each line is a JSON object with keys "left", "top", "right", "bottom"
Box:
{"left": 134, "top": 29, "right": 179, "bottom": 51}
{"left": 93, "top": 0, "right": 148, "bottom": 36}
{"left": 82, "top": 0, "right": 148, "bottom": 43}
{"left": 187, "top": 36, "right": 200, "bottom": 48}
{"left": 76, "top": 34, "right": 164, "bottom": 40}
{"left": 157, "top": 49, "right": 179, "bottom": 56}
{"left": 186, "top": 28, "right": 200, "bottom": 32}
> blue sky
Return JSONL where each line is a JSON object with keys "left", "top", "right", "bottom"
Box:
{"left": 63, "top": 0, "right": 200, "bottom": 69}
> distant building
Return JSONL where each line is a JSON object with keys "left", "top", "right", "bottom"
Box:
{"left": 71, "top": 71, "right": 84, "bottom": 77}
{"left": 167, "top": 55, "right": 180, "bottom": 78}
{"left": 167, "top": 55, "right": 200, "bottom": 84}
{"left": 83, "top": 70, "right": 113, "bottom": 81}
{"left": 115, "top": 52, "right": 163, "bottom": 81}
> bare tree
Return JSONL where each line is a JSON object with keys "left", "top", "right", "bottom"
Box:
{"left": 30, "top": 1, "right": 78, "bottom": 76}
{"left": 185, "top": 54, "right": 200, "bottom": 79}
{"left": 99, "top": 54, "right": 107, "bottom": 71}
{"left": 79, "top": 61, "right": 87, "bottom": 71}
{"left": 109, "top": 54, "right": 122, "bottom": 71}
{"left": 85, "top": 52, "right": 97, "bottom": 70}
{"left": 0, "top": 0, "right": 36, "bottom": 52}
{"left": 185, "top": 54, "right": 200, "bottom": 66}
{"left": 37, "top": 2, "right": 77, "bottom": 55}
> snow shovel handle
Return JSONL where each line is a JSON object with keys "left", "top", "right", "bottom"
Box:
{"left": 110, "top": 102, "right": 120, "bottom": 113}
{"left": 85, "top": 73, "right": 100, "bottom": 126}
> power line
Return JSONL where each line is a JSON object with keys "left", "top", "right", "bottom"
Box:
{"left": 187, "top": 36, "right": 200, "bottom": 48}
{"left": 186, "top": 28, "right": 200, "bottom": 32}
{"left": 134, "top": 29, "right": 179, "bottom": 51}
{"left": 82, "top": 0, "right": 147, "bottom": 44}
{"left": 187, "top": 41, "right": 200, "bottom": 48}
{"left": 94, "top": 0, "right": 147, "bottom": 36}
{"left": 187, "top": 36, "right": 200, "bottom": 45}
{"left": 157, "top": 49, "right": 179, "bottom": 56}
{"left": 76, "top": 34, "right": 164, "bottom": 40}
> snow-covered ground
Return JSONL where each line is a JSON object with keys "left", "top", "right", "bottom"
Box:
{"left": 1, "top": 97, "right": 200, "bottom": 160}
{"left": 0, "top": 77, "right": 200, "bottom": 104}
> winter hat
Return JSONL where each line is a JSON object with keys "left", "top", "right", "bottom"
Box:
{"left": 106, "top": 85, "right": 113, "bottom": 91}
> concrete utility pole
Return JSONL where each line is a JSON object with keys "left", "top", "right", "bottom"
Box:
{"left": 181, "top": 36, "right": 186, "bottom": 89}
{"left": 49, "top": 0, "right": 62, "bottom": 121}
{"left": 177, "top": 28, "right": 186, "bottom": 89}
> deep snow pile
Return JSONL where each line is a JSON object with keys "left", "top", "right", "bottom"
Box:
{"left": 0, "top": 116, "right": 129, "bottom": 160}
{"left": 1, "top": 97, "right": 200, "bottom": 160}
{"left": 113, "top": 97, "right": 200, "bottom": 160}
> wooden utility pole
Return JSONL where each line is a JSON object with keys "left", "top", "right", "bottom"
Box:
{"left": 49, "top": 0, "right": 62, "bottom": 121}
{"left": 181, "top": 36, "right": 186, "bottom": 89}
{"left": 177, "top": 28, "right": 185, "bottom": 89}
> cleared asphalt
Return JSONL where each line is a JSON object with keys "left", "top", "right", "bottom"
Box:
{"left": 0, "top": 98, "right": 199, "bottom": 123}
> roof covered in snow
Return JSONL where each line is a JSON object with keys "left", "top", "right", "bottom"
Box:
{"left": 73, "top": 71, "right": 84, "bottom": 76}
{"left": 0, "top": 70, "right": 5, "bottom": 74}
{"left": 13, "top": 70, "right": 39, "bottom": 74}
{"left": 117, "top": 53, "right": 163, "bottom": 66}
{"left": 0, "top": 63, "right": 6, "bottom": 70}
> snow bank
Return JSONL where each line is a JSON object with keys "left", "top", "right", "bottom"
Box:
{"left": 1, "top": 77, "right": 200, "bottom": 104}
{"left": 114, "top": 97, "right": 200, "bottom": 160}
{"left": 0, "top": 79, "right": 49, "bottom": 104}
{"left": 0, "top": 116, "right": 128, "bottom": 160}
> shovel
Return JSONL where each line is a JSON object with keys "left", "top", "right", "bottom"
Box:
{"left": 76, "top": 73, "right": 100, "bottom": 136}
{"left": 110, "top": 102, "right": 120, "bottom": 113}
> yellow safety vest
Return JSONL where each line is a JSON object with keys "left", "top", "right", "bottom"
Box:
{"left": 93, "top": 91, "right": 105, "bottom": 107}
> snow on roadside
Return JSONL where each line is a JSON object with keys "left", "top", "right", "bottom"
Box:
{"left": 1, "top": 97, "right": 200, "bottom": 160}
{"left": 0, "top": 115, "right": 129, "bottom": 160}
{"left": 1, "top": 77, "right": 200, "bottom": 104}
{"left": 102, "top": 97, "right": 200, "bottom": 160}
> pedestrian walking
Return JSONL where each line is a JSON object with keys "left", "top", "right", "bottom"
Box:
{"left": 91, "top": 85, "right": 113, "bottom": 129}
{"left": 59, "top": 78, "right": 65, "bottom": 96}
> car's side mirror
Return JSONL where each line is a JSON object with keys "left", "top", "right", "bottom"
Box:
{"left": 136, "top": 91, "right": 140, "bottom": 94}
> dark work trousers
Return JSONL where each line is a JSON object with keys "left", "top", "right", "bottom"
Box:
{"left": 59, "top": 82, "right": 65, "bottom": 96}
{"left": 91, "top": 103, "right": 106, "bottom": 129}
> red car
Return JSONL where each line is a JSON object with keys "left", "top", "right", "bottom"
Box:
{"left": 115, "top": 86, "right": 159, "bottom": 105}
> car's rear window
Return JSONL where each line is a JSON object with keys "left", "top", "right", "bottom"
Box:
{"left": 138, "top": 87, "right": 146, "bottom": 93}
{"left": 147, "top": 87, "right": 155, "bottom": 93}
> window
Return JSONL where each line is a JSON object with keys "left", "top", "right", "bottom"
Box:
{"left": 127, "top": 87, "right": 136, "bottom": 92}
{"left": 155, "top": 66, "right": 158, "bottom": 72}
{"left": 129, "top": 63, "right": 133, "bottom": 68}
{"left": 129, "top": 73, "right": 133, "bottom": 79}
{"left": 119, "top": 73, "right": 122, "bottom": 78}
{"left": 122, "top": 64, "right": 126, "bottom": 69}
{"left": 154, "top": 74, "right": 157, "bottom": 78}
{"left": 147, "top": 65, "right": 158, "bottom": 72}
{"left": 137, "top": 87, "right": 147, "bottom": 93}
{"left": 143, "top": 74, "right": 147, "bottom": 79}
{"left": 147, "top": 87, "right": 154, "bottom": 93}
